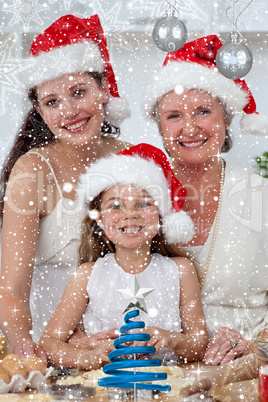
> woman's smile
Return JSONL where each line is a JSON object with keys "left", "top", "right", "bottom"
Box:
{"left": 179, "top": 138, "right": 208, "bottom": 149}
{"left": 63, "top": 117, "right": 91, "bottom": 132}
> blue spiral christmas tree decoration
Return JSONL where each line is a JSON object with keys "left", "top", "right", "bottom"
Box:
{"left": 98, "top": 309, "right": 171, "bottom": 392}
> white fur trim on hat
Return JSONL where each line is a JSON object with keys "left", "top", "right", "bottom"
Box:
{"left": 22, "top": 41, "right": 130, "bottom": 126}
{"left": 77, "top": 154, "right": 194, "bottom": 243}
{"left": 23, "top": 41, "right": 104, "bottom": 88}
{"left": 77, "top": 155, "right": 172, "bottom": 214}
{"left": 240, "top": 112, "right": 268, "bottom": 136}
{"left": 141, "top": 61, "right": 248, "bottom": 120}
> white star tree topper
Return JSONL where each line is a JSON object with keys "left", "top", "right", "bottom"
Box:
{"left": 116, "top": 276, "right": 154, "bottom": 314}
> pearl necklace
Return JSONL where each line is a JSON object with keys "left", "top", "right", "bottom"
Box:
{"left": 199, "top": 158, "right": 225, "bottom": 288}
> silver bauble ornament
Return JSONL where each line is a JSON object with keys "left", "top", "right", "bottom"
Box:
{"left": 152, "top": 11, "right": 187, "bottom": 52}
{"left": 216, "top": 32, "right": 253, "bottom": 79}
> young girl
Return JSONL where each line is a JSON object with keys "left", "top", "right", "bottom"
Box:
{"left": 40, "top": 143, "right": 208, "bottom": 370}
{"left": 0, "top": 14, "right": 131, "bottom": 363}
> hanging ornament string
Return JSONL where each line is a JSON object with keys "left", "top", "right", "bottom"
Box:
{"left": 216, "top": 0, "right": 253, "bottom": 79}
{"left": 165, "top": 0, "right": 178, "bottom": 12}
{"left": 225, "top": 0, "right": 254, "bottom": 43}
{"left": 152, "top": 0, "right": 187, "bottom": 52}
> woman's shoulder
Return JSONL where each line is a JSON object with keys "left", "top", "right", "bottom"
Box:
{"left": 10, "top": 147, "right": 52, "bottom": 176}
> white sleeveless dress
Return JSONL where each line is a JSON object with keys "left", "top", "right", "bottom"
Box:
{"left": 83, "top": 253, "right": 182, "bottom": 335}
{"left": 28, "top": 151, "right": 85, "bottom": 341}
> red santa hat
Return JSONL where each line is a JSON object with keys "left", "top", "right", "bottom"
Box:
{"left": 77, "top": 143, "right": 194, "bottom": 244}
{"left": 23, "top": 14, "right": 130, "bottom": 126}
{"left": 142, "top": 35, "right": 268, "bottom": 136}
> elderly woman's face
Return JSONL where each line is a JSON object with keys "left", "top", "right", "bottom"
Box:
{"left": 157, "top": 89, "right": 227, "bottom": 166}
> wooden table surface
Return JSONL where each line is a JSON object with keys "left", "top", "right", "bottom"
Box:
{"left": 71, "top": 379, "right": 260, "bottom": 402}
{"left": 213, "top": 379, "right": 259, "bottom": 402}
{"left": 181, "top": 361, "right": 260, "bottom": 401}
{"left": 32, "top": 362, "right": 261, "bottom": 401}
{"left": 86, "top": 380, "right": 259, "bottom": 401}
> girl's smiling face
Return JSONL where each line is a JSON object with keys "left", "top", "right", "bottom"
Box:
{"left": 35, "top": 72, "right": 109, "bottom": 145}
{"left": 96, "top": 184, "right": 160, "bottom": 251}
{"left": 157, "top": 88, "right": 227, "bottom": 167}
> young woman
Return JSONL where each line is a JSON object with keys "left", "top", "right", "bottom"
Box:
{"left": 39, "top": 143, "right": 208, "bottom": 370}
{"left": 0, "top": 14, "right": 131, "bottom": 363}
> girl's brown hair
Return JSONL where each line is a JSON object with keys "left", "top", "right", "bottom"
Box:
{"left": 78, "top": 192, "right": 185, "bottom": 264}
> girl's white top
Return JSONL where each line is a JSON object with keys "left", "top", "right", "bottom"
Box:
{"left": 83, "top": 253, "right": 182, "bottom": 334}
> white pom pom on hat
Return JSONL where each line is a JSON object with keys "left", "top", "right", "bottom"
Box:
{"left": 142, "top": 35, "right": 267, "bottom": 136}
{"left": 240, "top": 112, "right": 268, "bottom": 136}
{"left": 77, "top": 143, "right": 195, "bottom": 244}
{"left": 163, "top": 211, "right": 194, "bottom": 244}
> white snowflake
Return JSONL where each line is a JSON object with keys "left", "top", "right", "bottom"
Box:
{"left": 88, "top": 0, "right": 132, "bottom": 50}
{"left": 48, "top": 48, "right": 80, "bottom": 76}
{"left": 2, "top": 0, "right": 48, "bottom": 31}
{"left": 48, "top": 0, "right": 87, "bottom": 12}
{"left": 219, "top": 47, "right": 248, "bottom": 72}
{"left": 226, "top": 0, "right": 265, "bottom": 30}
{"left": 0, "top": 34, "right": 27, "bottom": 115}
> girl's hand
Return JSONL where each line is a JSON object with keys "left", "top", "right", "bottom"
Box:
{"left": 79, "top": 338, "right": 114, "bottom": 370}
{"left": 136, "top": 327, "right": 177, "bottom": 352}
{"left": 203, "top": 327, "right": 251, "bottom": 365}
{"left": 144, "top": 327, "right": 170, "bottom": 351}
{"left": 68, "top": 328, "right": 119, "bottom": 350}
{"left": 14, "top": 339, "right": 47, "bottom": 366}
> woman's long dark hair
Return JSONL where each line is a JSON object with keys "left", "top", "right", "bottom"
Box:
{"left": 0, "top": 72, "right": 120, "bottom": 223}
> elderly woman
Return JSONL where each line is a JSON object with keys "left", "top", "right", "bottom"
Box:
{"left": 142, "top": 35, "right": 268, "bottom": 365}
